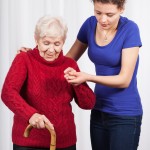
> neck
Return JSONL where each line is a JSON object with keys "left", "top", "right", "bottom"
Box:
{"left": 103, "top": 27, "right": 117, "bottom": 42}
{"left": 97, "top": 24, "right": 117, "bottom": 43}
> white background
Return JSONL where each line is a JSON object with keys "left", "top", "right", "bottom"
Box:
{"left": 0, "top": 0, "right": 150, "bottom": 150}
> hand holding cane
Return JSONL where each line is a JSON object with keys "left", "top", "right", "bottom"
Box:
{"left": 23, "top": 124, "right": 56, "bottom": 150}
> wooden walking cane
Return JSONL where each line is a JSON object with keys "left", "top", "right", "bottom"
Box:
{"left": 23, "top": 124, "right": 56, "bottom": 150}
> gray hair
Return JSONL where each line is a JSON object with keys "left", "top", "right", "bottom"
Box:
{"left": 35, "top": 15, "right": 68, "bottom": 40}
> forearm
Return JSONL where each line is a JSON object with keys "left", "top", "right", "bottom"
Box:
{"left": 1, "top": 88, "right": 38, "bottom": 121}
{"left": 87, "top": 73, "right": 130, "bottom": 88}
{"left": 64, "top": 67, "right": 131, "bottom": 88}
{"left": 66, "top": 39, "right": 87, "bottom": 61}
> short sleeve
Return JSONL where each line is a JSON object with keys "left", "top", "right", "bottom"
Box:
{"left": 77, "top": 18, "right": 90, "bottom": 44}
{"left": 123, "top": 22, "right": 142, "bottom": 49}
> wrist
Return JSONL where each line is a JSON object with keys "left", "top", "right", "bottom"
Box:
{"left": 86, "top": 74, "right": 93, "bottom": 82}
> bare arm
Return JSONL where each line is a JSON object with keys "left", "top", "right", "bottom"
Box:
{"left": 66, "top": 39, "right": 88, "bottom": 61}
{"left": 64, "top": 47, "right": 140, "bottom": 88}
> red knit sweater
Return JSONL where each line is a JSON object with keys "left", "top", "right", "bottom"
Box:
{"left": 1, "top": 48, "right": 95, "bottom": 148}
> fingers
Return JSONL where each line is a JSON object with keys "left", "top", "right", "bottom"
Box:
{"left": 17, "top": 47, "right": 32, "bottom": 54}
{"left": 68, "top": 81, "right": 79, "bottom": 86}
{"left": 36, "top": 116, "right": 45, "bottom": 129}
{"left": 64, "top": 67, "right": 77, "bottom": 81}
{"left": 64, "top": 67, "right": 76, "bottom": 74}
{"left": 64, "top": 67, "right": 73, "bottom": 73}
{"left": 42, "top": 115, "right": 54, "bottom": 130}
{"left": 64, "top": 67, "right": 84, "bottom": 86}
{"left": 29, "top": 113, "right": 54, "bottom": 130}
{"left": 29, "top": 114, "right": 43, "bottom": 128}
{"left": 64, "top": 69, "right": 87, "bottom": 85}
{"left": 64, "top": 74, "right": 76, "bottom": 80}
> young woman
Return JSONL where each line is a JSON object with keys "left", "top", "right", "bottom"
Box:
{"left": 64, "top": 0, "right": 143, "bottom": 150}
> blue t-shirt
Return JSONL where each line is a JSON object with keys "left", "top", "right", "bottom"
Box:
{"left": 77, "top": 16, "right": 142, "bottom": 116}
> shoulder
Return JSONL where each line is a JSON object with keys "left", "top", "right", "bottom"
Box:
{"left": 83, "top": 16, "right": 97, "bottom": 27}
{"left": 64, "top": 56, "right": 77, "bottom": 64}
{"left": 63, "top": 56, "right": 81, "bottom": 71}
{"left": 77, "top": 16, "right": 97, "bottom": 43}
{"left": 119, "top": 17, "right": 142, "bottom": 48}
{"left": 14, "top": 52, "right": 28, "bottom": 62}
{"left": 13, "top": 49, "right": 34, "bottom": 65}
{"left": 119, "top": 16, "right": 140, "bottom": 31}
{"left": 87, "top": 16, "right": 97, "bottom": 23}
{"left": 63, "top": 56, "right": 78, "bottom": 68}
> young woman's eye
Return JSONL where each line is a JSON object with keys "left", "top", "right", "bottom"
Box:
{"left": 107, "top": 14, "right": 114, "bottom": 17}
{"left": 96, "top": 12, "right": 101, "bottom": 15}
{"left": 94, "top": 10, "right": 101, "bottom": 15}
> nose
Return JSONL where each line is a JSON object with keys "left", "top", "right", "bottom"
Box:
{"left": 48, "top": 45, "right": 55, "bottom": 52}
{"left": 100, "top": 15, "right": 107, "bottom": 23}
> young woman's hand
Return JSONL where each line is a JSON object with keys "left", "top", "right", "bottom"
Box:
{"left": 29, "top": 113, "right": 54, "bottom": 130}
{"left": 17, "top": 47, "right": 32, "bottom": 54}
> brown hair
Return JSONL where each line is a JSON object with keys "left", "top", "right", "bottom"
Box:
{"left": 91, "top": 0, "right": 126, "bottom": 9}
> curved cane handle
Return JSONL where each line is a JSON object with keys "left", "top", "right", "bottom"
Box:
{"left": 23, "top": 124, "right": 56, "bottom": 150}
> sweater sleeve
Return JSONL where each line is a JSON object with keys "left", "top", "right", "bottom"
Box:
{"left": 1, "top": 53, "right": 38, "bottom": 122}
{"left": 72, "top": 63, "right": 96, "bottom": 109}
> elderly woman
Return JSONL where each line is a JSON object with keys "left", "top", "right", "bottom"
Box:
{"left": 1, "top": 15, "right": 95, "bottom": 150}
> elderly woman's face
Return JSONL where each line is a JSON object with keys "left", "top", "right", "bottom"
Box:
{"left": 36, "top": 36, "right": 64, "bottom": 61}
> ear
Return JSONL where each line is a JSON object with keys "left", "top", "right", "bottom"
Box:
{"left": 120, "top": 7, "right": 125, "bottom": 14}
{"left": 34, "top": 35, "right": 38, "bottom": 45}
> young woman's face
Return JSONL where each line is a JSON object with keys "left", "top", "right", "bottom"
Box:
{"left": 94, "top": 2, "right": 124, "bottom": 30}
{"left": 36, "top": 36, "right": 64, "bottom": 61}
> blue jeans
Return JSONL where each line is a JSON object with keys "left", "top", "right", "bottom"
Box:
{"left": 90, "top": 109, "right": 142, "bottom": 150}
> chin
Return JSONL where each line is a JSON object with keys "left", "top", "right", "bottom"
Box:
{"left": 40, "top": 54, "right": 55, "bottom": 61}
{"left": 45, "top": 58, "right": 55, "bottom": 62}
{"left": 45, "top": 55, "right": 58, "bottom": 62}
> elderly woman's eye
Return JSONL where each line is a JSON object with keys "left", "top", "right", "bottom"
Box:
{"left": 55, "top": 42, "right": 60, "bottom": 46}
{"left": 44, "top": 42, "right": 49, "bottom": 45}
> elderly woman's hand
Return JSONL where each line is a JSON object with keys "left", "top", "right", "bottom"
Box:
{"left": 17, "top": 47, "right": 32, "bottom": 54}
{"left": 29, "top": 113, "right": 54, "bottom": 130}
{"left": 64, "top": 67, "right": 89, "bottom": 86}
{"left": 64, "top": 67, "right": 77, "bottom": 80}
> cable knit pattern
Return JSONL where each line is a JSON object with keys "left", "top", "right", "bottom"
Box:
{"left": 1, "top": 47, "right": 95, "bottom": 148}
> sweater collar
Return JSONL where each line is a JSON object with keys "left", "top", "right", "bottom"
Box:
{"left": 29, "top": 47, "right": 65, "bottom": 66}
